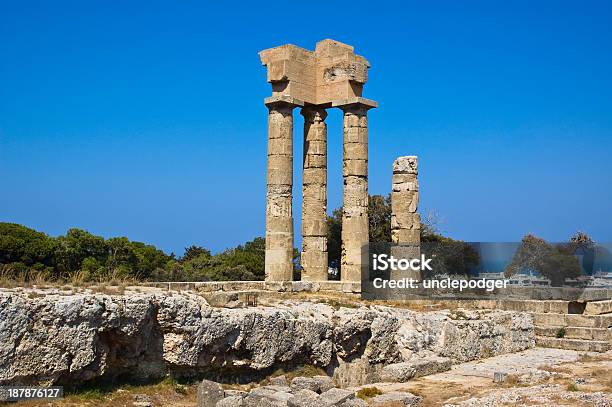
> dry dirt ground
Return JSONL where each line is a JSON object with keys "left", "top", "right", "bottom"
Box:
{"left": 3, "top": 348, "right": 611, "bottom": 407}
{"left": 354, "top": 347, "right": 612, "bottom": 407}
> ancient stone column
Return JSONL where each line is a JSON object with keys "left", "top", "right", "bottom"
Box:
{"left": 301, "top": 107, "right": 328, "bottom": 281}
{"left": 391, "top": 156, "right": 421, "bottom": 280}
{"left": 391, "top": 156, "right": 420, "bottom": 244}
{"left": 340, "top": 103, "right": 371, "bottom": 282}
{"left": 265, "top": 100, "right": 297, "bottom": 282}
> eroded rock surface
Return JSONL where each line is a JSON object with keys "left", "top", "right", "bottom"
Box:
{"left": 0, "top": 291, "right": 534, "bottom": 386}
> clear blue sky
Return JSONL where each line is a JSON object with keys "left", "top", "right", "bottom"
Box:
{"left": 1, "top": 1, "right": 611, "bottom": 255}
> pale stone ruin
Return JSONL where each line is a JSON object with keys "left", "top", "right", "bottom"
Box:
{"left": 390, "top": 156, "right": 421, "bottom": 280}
{"left": 259, "top": 39, "right": 378, "bottom": 283}
{"left": 391, "top": 156, "right": 420, "bottom": 247}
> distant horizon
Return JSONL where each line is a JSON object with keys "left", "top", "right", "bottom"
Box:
{"left": 2, "top": 1, "right": 611, "bottom": 255}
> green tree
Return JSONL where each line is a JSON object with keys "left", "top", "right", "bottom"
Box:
{"left": 130, "top": 241, "right": 173, "bottom": 279}
{"left": 326, "top": 196, "right": 477, "bottom": 277}
{"left": 0, "top": 222, "right": 56, "bottom": 268}
{"left": 181, "top": 245, "right": 211, "bottom": 263}
{"left": 55, "top": 228, "right": 107, "bottom": 275}
{"left": 505, "top": 234, "right": 581, "bottom": 286}
{"left": 327, "top": 207, "right": 343, "bottom": 275}
{"left": 181, "top": 237, "right": 266, "bottom": 281}
{"left": 369, "top": 194, "right": 392, "bottom": 243}
{"left": 567, "top": 231, "right": 595, "bottom": 275}
{"left": 105, "top": 237, "right": 138, "bottom": 275}
{"left": 326, "top": 195, "right": 392, "bottom": 275}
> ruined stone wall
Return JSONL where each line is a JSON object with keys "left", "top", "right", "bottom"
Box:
{"left": 0, "top": 290, "right": 534, "bottom": 387}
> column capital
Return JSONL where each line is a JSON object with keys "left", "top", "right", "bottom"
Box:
{"left": 265, "top": 95, "right": 305, "bottom": 109}
{"left": 332, "top": 97, "right": 378, "bottom": 112}
{"left": 300, "top": 106, "right": 328, "bottom": 123}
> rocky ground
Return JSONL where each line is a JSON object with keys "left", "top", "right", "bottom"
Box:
{"left": 4, "top": 348, "right": 611, "bottom": 406}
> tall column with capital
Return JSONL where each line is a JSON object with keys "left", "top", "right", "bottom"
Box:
{"left": 340, "top": 103, "right": 372, "bottom": 282}
{"left": 301, "top": 107, "right": 328, "bottom": 281}
{"left": 265, "top": 100, "right": 297, "bottom": 282}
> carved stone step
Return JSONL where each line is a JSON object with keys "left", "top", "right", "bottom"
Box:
{"left": 535, "top": 326, "right": 612, "bottom": 341}
{"left": 531, "top": 313, "right": 612, "bottom": 328}
{"left": 535, "top": 336, "right": 612, "bottom": 352}
{"left": 584, "top": 300, "right": 612, "bottom": 315}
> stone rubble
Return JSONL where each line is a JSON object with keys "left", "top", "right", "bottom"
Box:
{"left": 369, "top": 391, "right": 422, "bottom": 407}
{"left": 208, "top": 379, "right": 390, "bottom": 407}
{"left": 443, "top": 383, "right": 612, "bottom": 407}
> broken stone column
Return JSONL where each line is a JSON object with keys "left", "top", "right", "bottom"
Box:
{"left": 265, "top": 98, "right": 299, "bottom": 282}
{"left": 301, "top": 106, "right": 328, "bottom": 281}
{"left": 339, "top": 103, "right": 372, "bottom": 282}
{"left": 391, "top": 156, "right": 421, "bottom": 280}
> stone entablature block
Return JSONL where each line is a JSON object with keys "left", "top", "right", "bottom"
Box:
{"left": 260, "top": 39, "right": 376, "bottom": 106}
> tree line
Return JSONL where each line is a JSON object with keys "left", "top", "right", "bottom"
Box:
{"left": 0, "top": 194, "right": 517, "bottom": 283}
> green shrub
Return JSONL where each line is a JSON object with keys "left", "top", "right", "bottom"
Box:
{"left": 357, "top": 387, "right": 383, "bottom": 399}
{"left": 556, "top": 327, "right": 566, "bottom": 338}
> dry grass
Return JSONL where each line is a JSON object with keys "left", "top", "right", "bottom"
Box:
{"left": 566, "top": 382, "right": 579, "bottom": 391}
{"left": 0, "top": 265, "right": 139, "bottom": 293}
{"left": 501, "top": 374, "right": 520, "bottom": 387}
{"left": 267, "top": 364, "right": 327, "bottom": 383}
{"left": 407, "top": 380, "right": 475, "bottom": 407}
{"left": 540, "top": 364, "right": 574, "bottom": 375}
{"left": 588, "top": 367, "right": 612, "bottom": 392}
{"left": 10, "top": 377, "right": 197, "bottom": 407}
{"left": 577, "top": 353, "right": 605, "bottom": 363}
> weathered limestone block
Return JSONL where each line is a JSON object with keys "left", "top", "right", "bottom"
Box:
{"left": 266, "top": 100, "right": 298, "bottom": 282}
{"left": 215, "top": 395, "right": 244, "bottom": 407}
{"left": 369, "top": 391, "right": 422, "bottom": 407}
{"left": 244, "top": 386, "right": 292, "bottom": 407}
{"left": 304, "top": 153, "right": 326, "bottom": 168}
{"left": 343, "top": 159, "right": 367, "bottom": 177}
{"left": 259, "top": 40, "right": 372, "bottom": 106}
{"left": 343, "top": 176, "right": 368, "bottom": 210}
{"left": 303, "top": 167, "right": 326, "bottom": 184}
{"left": 380, "top": 356, "right": 452, "bottom": 382}
{"left": 197, "top": 379, "right": 224, "bottom": 407}
{"left": 341, "top": 399, "right": 368, "bottom": 407}
{"left": 290, "top": 375, "right": 334, "bottom": 393}
{"left": 393, "top": 156, "right": 418, "bottom": 174}
{"left": 287, "top": 389, "right": 321, "bottom": 407}
{"left": 319, "top": 388, "right": 355, "bottom": 405}
{"left": 301, "top": 106, "right": 328, "bottom": 281}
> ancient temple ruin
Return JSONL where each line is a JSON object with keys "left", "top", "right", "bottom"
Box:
{"left": 259, "top": 39, "right": 377, "bottom": 283}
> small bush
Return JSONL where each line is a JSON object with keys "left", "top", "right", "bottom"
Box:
{"left": 556, "top": 327, "right": 566, "bottom": 338}
{"left": 357, "top": 387, "right": 383, "bottom": 399}
{"left": 567, "top": 382, "right": 578, "bottom": 391}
